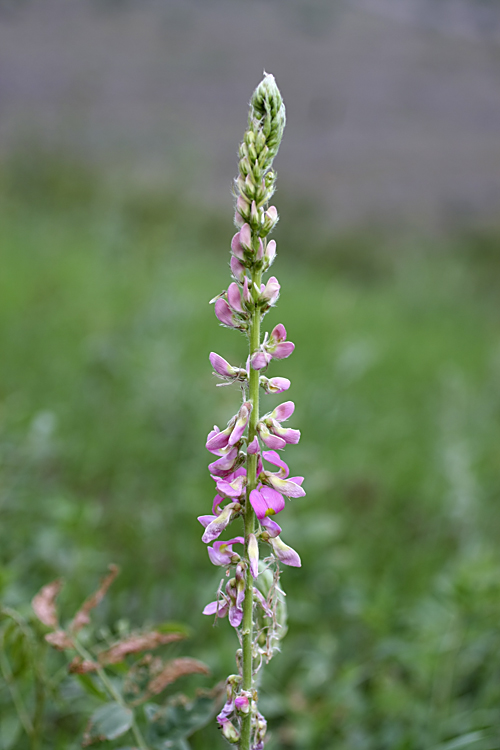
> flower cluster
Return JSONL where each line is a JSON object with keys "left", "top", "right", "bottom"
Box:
{"left": 198, "top": 75, "right": 304, "bottom": 749}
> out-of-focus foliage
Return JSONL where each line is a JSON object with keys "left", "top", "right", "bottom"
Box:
{"left": 1, "top": 154, "right": 500, "bottom": 749}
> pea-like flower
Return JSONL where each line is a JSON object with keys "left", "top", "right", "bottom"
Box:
{"left": 257, "top": 400, "right": 300, "bottom": 450}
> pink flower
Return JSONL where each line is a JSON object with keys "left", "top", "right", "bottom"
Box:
{"left": 200, "top": 503, "right": 240, "bottom": 543}
{"left": 259, "top": 375, "right": 290, "bottom": 395}
{"left": 270, "top": 536, "right": 301, "bottom": 567}
{"left": 209, "top": 352, "right": 247, "bottom": 382}
{"left": 259, "top": 276, "right": 280, "bottom": 306}
{"left": 250, "top": 486, "right": 285, "bottom": 519}
{"left": 259, "top": 450, "right": 305, "bottom": 498}
{"left": 207, "top": 537, "right": 244, "bottom": 566}
{"left": 267, "top": 324, "right": 295, "bottom": 359}
{"left": 257, "top": 400, "right": 300, "bottom": 450}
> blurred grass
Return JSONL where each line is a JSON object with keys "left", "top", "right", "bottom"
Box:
{"left": 1, "top": 152, "right": 500, "bottom": 749}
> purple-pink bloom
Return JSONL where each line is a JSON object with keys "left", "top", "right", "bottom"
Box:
{"left": 258, "top": 400, "right": 301, "bottom": 448}
{"left": 228, "top": 401, "right": 252, "bottom": 445}
{"left": 259, "top": 376, "right": 290, "bottom": 395}
{"left": 203, "top": 595, "right": 229, "bottom": 619}
{"left": 270, "top": 536, "right": 302, "bottom": 567}
{"left": 227, "top": 282, "right": 244, "bottom": 313}
{"left": 207, "top": 537, "right": 244, "bottom": 566}
{"left": 208, "top": 447, "right": 240, "bottom": 477}
{"left": 259, "top": 450, "right": 306, "bottom": 498}
{"left": 239, "top": 223, "right": 252, "bottom": 252}
{"left": 235, "top": 694, "right": 250, "bottom": 713}
{"left": 260, "top": 516, "right": 282, "bottom": 538}
{"left": 230, "top": 255, "right": 246, "bottom": 282}
{"left": 250, "top": 487, "right": 285, "bottom": 519}
{"left": 259, "top": 276, "right": 280, "bottom": 306}
{"left": 267, "top": 323, "right": 295, "bottom": 359}
{"left": 251, "top": 350, "right": 273, "bottom": 371}
{"left": 215, "top": 298, "right": 241, "bottom": 329}
{"left": 209, "top": 352, "right": 241, "bottom": 379}
{"left": 247, "top": 436, "right": 260, "bottom": 454}
{"left": 213, "top": 472, "right": 247, "bottom": 500}
{"left": 201, "top": 503, "right": 239, "bottom": 543}
{"left": 256, "top": 422, "right": 286, "bottom": 450}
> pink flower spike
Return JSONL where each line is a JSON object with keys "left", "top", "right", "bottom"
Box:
{"left": 247, "top": 436, "right": 260, "bottom": 454}
{"left": 215, "top": 298, "right": 238, "bottom": 328}
{"left": 227, "top": 283, "right": 244, "bottom": 313}
{"left": 260, "top": 516, "right": 282, "bottom": 538}
{"left": 270, "top": 536, "right": 302, "bottom": 567}
{"left": 209, "top": 352, "right": 237, "bottom": 378}
{"left": 230, "top": 256, "right": 246, "bottom": 282}
{"left": 248, "top": 533, "right": 259, "bottom": 578}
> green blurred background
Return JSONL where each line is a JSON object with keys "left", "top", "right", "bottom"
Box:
{"left": 1, "top": 2, "right": 500, "bottom": 749}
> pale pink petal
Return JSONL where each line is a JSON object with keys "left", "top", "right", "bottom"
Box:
{"left": 227, "top": 283, "right": 244, "bottom": 313}
{"left": 262, "top": 450, "right": 289, "bottom": 477}
{"left": 272, "top": 401, "right": 295, "bottom": 422}
{"left": 247, "top": 436, "right": 260, "bottom": 454}
{"left": 250, "top": 489, "right": 268, "bottom": 520}
{"left": 251, "top": 351, "right": 272, "bottom": 370}
{"left": 257, "top": 423, "right": 286, "bottom": 450}
{"left": 270, "top": 324, "right": 287, "bottom": 343}
{"left": 210, "top": 352, "right": 236, "bottom": 378}
{"left": 273, "top": 341, "right": 295, "bottom": 359}
{"left": 248, "top": 534, "right": 259, "bottom": 578}
{"left": 265, "top": 476, "right": 305, "bottom": 498}
{"left": 270, "top": 536, "right": 301, "bottom": 567}
{"left": 260, "top": 516, "right": 282, "bottom": 538}
{"left": 215, "top": 298, "right": 237, "bottom": 328}
{"left": 239, "top": 223, "right": 252, "bottom": 251}
{"left": 230, "top": 256, "right": 246, "bottom": 282}
{"left": 231, "top": 232, "right": 245, "bottom": 259}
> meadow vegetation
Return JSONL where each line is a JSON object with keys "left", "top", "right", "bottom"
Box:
{"left": 1, "top": 154, "right": 500, "bottom": 749}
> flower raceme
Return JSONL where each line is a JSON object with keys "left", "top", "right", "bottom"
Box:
{"left": 199, "top": 73, "right": 303, "bottom": 750}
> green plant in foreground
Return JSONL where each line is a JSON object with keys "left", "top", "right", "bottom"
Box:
{"left": 1, "top": 565, "right": 222, "bottom": 750}
{"left": 198, "top": 74, "right": 305, "bottom": 749}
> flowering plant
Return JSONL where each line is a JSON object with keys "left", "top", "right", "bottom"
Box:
{"left": 200, "top": 74, "right": 305, "bottom": 750}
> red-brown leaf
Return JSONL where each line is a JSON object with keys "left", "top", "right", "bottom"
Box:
{"left": 146, "top": 658, "right": 210, "bottom": 696}
{"left": 70, "top": 564, "right": 119, "bottom": 633}
{"left": 68, "top": 656, "right": 99, "bottom": 674}
{"left": 45, "top": 630, "right": 74, "bottom": 650}
{"left": 32, "top": 579, "right": 63, "bottom": 628}
{"left": 99, "top": 630, "right": 185, "bottom": 665}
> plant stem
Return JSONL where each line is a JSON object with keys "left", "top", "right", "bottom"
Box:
{"left": 240, "top": 265, "right": 262, "bottom": 750}
{"left": 72, "top": 637, "right": 149, "bottom": 750}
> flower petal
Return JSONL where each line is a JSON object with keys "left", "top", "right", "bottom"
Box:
{"left": 270, "top": 536, "right": 301, "bottom": 567}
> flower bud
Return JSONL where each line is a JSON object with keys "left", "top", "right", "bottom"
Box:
{"left": 262, "top": 207, "right": 278, "bottom": 235}
{"left": 235, "top": 694, "right": 250, "bottom": 713}
{"left": 248, "top": 533, "right": 259, "bottom": 578}
{"left": 230, "top": 256, "right": 246, "bottom": 282}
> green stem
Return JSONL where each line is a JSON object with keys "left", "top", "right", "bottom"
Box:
{"left": 71, "top": 638, "right": 149, "bottom": 750}
{"left": 240, "top": 265, "right": 262, "bottom": 750}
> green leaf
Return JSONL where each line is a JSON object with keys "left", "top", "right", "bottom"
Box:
{"left": 0, "top": 712, "right": 21, "bottom": 750}
{"left": 144, "top": 693, "right": 218, "bottom": 743}
{"left": 76, "top": 673, "right": 108, "bottom": 702}
{"left": 86, "top": 702, "right": 133, "bottom": 743}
